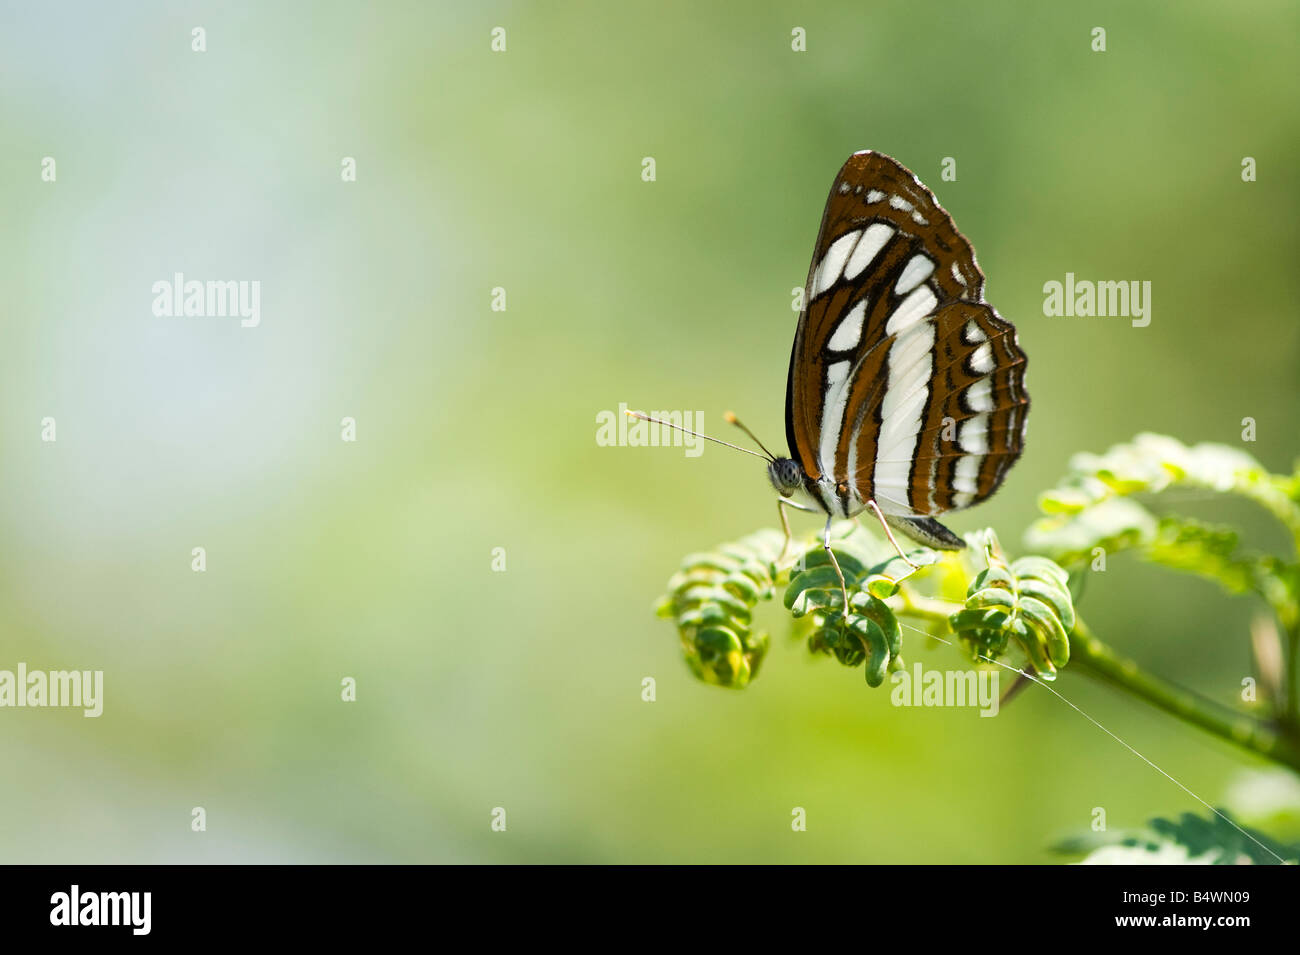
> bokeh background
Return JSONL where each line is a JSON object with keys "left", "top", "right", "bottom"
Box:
{"left": 1, "top": 1, "right": 1297, "bottom": 863}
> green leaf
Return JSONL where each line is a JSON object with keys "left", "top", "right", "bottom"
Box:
{"left": 1028, "top": 432, "right": 1300, "bottom": 557}
{"left": 786, "top": 528, "right": 928, "bottom": 688}
{"left": 948, "top": 532, "right": 1075, "bottom": 679}
{"left": 657, "top": 529, "right": 784, "bottom": 688}
{"left": 1055, "top": 810, "right": 1300, "bottom": 865}
{"left": 1025, "top": 496, "right": 1157, "bottom": 565}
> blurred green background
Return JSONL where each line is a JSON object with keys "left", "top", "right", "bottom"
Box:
{"left": 1, "top": 1, "right": 1297, "bottom": 863}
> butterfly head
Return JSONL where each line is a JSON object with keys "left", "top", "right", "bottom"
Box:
{"left": 766, "top": 457, "right": 804, "bottom": 498}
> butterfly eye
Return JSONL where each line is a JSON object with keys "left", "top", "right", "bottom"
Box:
{"left": 768, "top": 458, "right": 803, "bottom": 497}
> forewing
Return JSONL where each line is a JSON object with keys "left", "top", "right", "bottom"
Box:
{"left": 786, "top": 150, "right": 985, "bottom": 483}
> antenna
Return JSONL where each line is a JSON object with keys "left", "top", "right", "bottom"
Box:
{"left": 723, "top": 411, "right": 780, "bottom": 461}
{"left": 623, "top": 410, "right": 774, "bottom": 461}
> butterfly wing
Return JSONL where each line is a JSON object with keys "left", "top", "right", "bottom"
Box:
{"left": 786, "top": 150, "right": 1028, "bottom": 519}
{"left": 864, "top": 301, "right": 1029, "bottom": 517}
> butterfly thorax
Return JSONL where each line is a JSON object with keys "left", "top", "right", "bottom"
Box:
{"left": 768, "top": 456, "right": 864, "bottom": 520}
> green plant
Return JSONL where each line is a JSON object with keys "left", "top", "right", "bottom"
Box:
{"left": 1053, "top": 810, "right": 1300, "bottom": 865}
{"left": 656, "top": 433, "right": 1300, "bottom": 777}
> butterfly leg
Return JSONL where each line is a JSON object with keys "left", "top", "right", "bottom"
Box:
{"left": 822, "top": 515, "right": 852, "bottom": 617}
{"left": 865, "top": 499, "right": 921, "bottom": 571}
{"left": 776, "top": 497, "right": 816, "bottom": 565}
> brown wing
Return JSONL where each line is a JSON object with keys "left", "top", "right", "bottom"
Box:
{"left": 784, "top": 150, "right": 1027, "bottom": 517}
{"left": 855, "top": 302, "right": 1028, "bottom": 516}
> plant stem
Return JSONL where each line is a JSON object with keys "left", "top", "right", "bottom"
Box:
{"left": 1068, "top": 619, "right": 1300, "bottom": 774}
{"left": 893, "top": 592, "right": 1300, "bottom": 773}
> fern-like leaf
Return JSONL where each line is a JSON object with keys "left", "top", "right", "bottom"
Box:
{"left": 1030, "top": 432, "right": 1300, "bottom": 556}
{"left": 948, "top": 531, "right": 1075, "bottom": 679}
{"left": 655, "top": 529, "right": 784, "bottom": 688}
{"left": 1054, "top": 810, "right": 1300, "bottom": 865}
{"left": 784, "top": 528, "right": 934, "bottom": 686}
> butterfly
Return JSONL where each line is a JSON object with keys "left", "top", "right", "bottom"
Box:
{"left": 633, "top": 150, "right": 1029, "bottom": 611}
